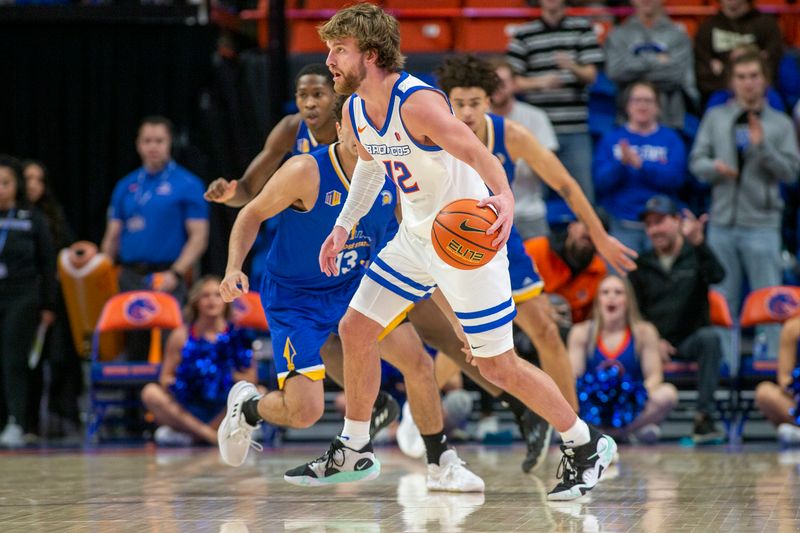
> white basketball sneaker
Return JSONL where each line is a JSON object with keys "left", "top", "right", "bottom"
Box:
{"left": 778, "top": 423, "right": 800, "bottom": 445}
{"left": 397, "top": 402, "right": 426, "bottom": 459}
{"left": 426, "top": 449, "right": 485, "bottom": 493}
{"left": 218, "top": 381, "right": 263, "bottom": 466}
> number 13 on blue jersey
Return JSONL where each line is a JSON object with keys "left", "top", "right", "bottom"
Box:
{"left": 383, "top": 161, "right": 419, "bottom": 193}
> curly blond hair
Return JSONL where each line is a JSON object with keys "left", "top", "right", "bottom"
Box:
{"left": 318, "top": 3, "right": 406, "bottom": 72}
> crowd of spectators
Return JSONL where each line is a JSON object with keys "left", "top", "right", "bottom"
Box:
{"left": 2, "top": 0, "right": 800, "bottom": 448}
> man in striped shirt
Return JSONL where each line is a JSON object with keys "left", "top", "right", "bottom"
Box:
{"left": 507, "top": 0, "right": 603, "bottom": 221}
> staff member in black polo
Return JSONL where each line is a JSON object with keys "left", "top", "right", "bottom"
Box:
{"left": 101, "top": 116, "right": 209, "bottom": 360}
{"left": 0, "top": 156, "right": 56, "bottom": 448}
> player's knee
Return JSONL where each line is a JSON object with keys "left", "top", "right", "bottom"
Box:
{"left": 475, "top": 354, "right": 515, "bottom": 388}
{"left": 340, "top": 309, "right": 380, "bottom": 346}
{"left": 395, "top": 349, "right": 434, "bottom": 377}
{"left": 291, "top": 399, "right": 325, "bottom": 428}
{"left": 523, "top": 297, "right": 560, "bottom": 343}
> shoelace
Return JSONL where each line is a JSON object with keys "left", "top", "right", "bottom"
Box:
{"left": 555, "top": 446, "right": 578, "bottom": 484}
{"left": 439, "top": 455, "right": 467, "bottom": 482}
{"left": 226, "top": 406, "right": 264, "bottom": 453}
{"left": 307, "top": 438, "right": 346, "bottom": 473}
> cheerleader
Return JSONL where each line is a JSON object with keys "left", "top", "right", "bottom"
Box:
{"left": 568, "top": 275, "right": 677, "bottom": 442}
{"left": 141, "top": 276, "right": 258, "bottom": 445}
{"left": 755, "top": 315, "right": 800, "bottom": 445}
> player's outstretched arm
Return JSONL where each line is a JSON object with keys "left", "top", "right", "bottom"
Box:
{"left": 505, "top": 120, "right": 638, "bottom": 274}
{"left": 401, "top": 90, "right": 513, "bottom": 248}
{"left": 220, "top": 155, "right": 319, "bottom": 302}
{"left": 205, "top": 114, "right": 301, "bottom": 207}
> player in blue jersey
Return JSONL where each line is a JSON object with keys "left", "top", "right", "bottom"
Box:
{"left": 216, "top": 105, "right": 484, "bottom": 492}
{"left": 204, "top": 64, "right": 339, "bottom": 207}
{"left": 436, "top": 54, "right": 628, "bottom": 472}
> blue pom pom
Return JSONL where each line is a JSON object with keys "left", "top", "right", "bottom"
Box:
{"left": 171, "top": 324, "right": 254, "bottom": 409}
{"left": 577, "top": 365, "right": 648, "bottom": 429}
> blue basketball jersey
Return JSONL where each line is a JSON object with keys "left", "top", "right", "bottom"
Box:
{"left": 291, "top": 120, "right": 322, "bottom": 155}
{"left": 586, "top": 328, "right": 644, "bottom": 382}
{"left": 486, "top": 113, "right": 517, "bottom": 187}
{"left": 265, "top": 143, "right": 396, "bottom": 292}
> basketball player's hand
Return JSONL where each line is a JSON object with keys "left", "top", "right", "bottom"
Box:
{"left": 479, "top": 192, "right": 514, "bottom": 248}
{"left": 204, "top": 178, "right": 238, "bottom": 203}
{"left": 594, "top": 234, "right": 638, "bottom": 274}
{"left": 220, "top": 269, "right": 249, "bottom": 302}
{"left": 320, "top": 225, "right": 349, "bottom": 276}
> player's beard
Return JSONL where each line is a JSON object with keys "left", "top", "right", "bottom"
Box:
{"left": 335, "top": 59, "right": 367, "bottom": 96}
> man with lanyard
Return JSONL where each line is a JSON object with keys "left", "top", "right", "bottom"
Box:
{"left": 101, "top": 115, "right": 209, "bottom": 360}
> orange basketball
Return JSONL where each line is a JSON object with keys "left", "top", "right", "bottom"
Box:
{"left": 431, "top": 198, "right": 498, "bottom": 270}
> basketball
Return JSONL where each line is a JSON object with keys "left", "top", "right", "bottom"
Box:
{"left": 431, "top": 198, "right": 498, "bottom": 270}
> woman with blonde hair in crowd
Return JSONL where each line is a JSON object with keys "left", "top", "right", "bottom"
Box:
{"left": 141, "top": 276, "right": 258, "bottom": 446}
{"left": 568, "top": 275, "right": 677, "bottom": 443}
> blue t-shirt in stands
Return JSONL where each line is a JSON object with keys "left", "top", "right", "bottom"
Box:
{"left": 108, "top": 161, "right": 208, "bottom": 264}
{"left": 592, "top": 125, "right": 687, "bottom": 222}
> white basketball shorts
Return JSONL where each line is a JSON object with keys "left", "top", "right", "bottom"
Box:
{"left": 349, "top": 224, "right": 515, "bottom": 357}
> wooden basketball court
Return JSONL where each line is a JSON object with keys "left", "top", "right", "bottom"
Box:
{"left": 1, "top": 443, "right": 799, "bottom": 532}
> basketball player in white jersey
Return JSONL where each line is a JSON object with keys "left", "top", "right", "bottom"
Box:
{"left": 289, "top": 4, "right": 635, "bottom": 500}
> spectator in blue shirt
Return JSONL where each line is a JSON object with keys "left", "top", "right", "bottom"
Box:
{"left": 593, "top": 81, "right": 687, "bottom": 253}
{"left": 101, "top": 116, "right": 209, "bottom": 360}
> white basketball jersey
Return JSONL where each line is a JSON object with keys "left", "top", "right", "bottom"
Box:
{"left": 349, "top": 72, "right": 490, "bottom": 241}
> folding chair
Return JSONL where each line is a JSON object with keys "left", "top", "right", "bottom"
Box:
{"left": 735, "top": 285, "right": 800, "bottom": 437}
{"left": 86, "top": 291, "right": 183, "bottom": 443}
{"left": 662, "top": 290, "right": 736, "bottom": 434}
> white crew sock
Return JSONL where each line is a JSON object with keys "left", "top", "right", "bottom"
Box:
{"left": 340, "top": 417, "right": 371, "bottom": 450}
{"left": 560, "top": 418, "right": 590, "bottom": 448}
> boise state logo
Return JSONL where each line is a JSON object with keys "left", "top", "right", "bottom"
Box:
{"left": 124, "top": 293, "right": 161, "bottom": 325}
{"left": 766, "top": 291, "right": 799, "bottom": 321}
{"left": 380, "top": 190, "right": 393, "bottom": 206}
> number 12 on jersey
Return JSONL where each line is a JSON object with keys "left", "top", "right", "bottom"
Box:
{"left": 383, "top": 160, "right": 419, "bottom": 194}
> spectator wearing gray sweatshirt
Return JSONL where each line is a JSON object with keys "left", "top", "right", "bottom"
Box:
{"left": 689, "top": 50, "right": 800, "bottom": 318}
{"left": 605, "top": 0, "right": 699, "bottom": 130}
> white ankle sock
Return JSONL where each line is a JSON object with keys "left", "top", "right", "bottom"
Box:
{"left": 340, "top": 418, "right": 371, "bottom": 450}
{"left": 560, "top": 418, "right": 590, "bottom": 448}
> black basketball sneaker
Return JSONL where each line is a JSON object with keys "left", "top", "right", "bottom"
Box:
{"left": 547, "top": 427, "right": 617, "bottom": 501}
{"left": 284, "top": 437, "right": 381, "bottom": 487}
{"left": 370, "top": 391, "right": 400, "bottom": 440}
{"left": 519, "top": 409, "right": 553, "bottom": 473}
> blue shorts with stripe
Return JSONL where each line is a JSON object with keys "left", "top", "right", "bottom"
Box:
{"left": 350, "top": 224, "right": 516, "bottom": 357}
{"left": 507, "top": 225, "right": 544, "bottom": 302}
{"left": 260, "top": 275, "right": 361, "bottom": 388}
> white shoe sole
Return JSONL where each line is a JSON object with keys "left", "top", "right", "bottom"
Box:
{"left": 283, "top": 461, "right": 381, "bottom": 487}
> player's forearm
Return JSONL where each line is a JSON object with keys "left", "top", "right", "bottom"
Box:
{"left": 335, "top": 158, "right": 387, "bottom": 232}
{"left": 557, "top": 178, "right": 605, "bottom": 239}
{"left": 226, "top": 210, "right": 261, "bottom": 273}
{"left": 229, "top": 151, "right": 282, "bottom": 207}
{"left": 473, "top": 155, "right": 513, "bottom": 198}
